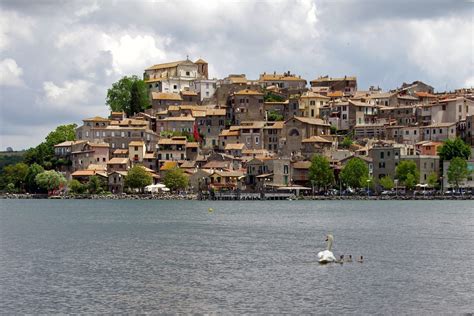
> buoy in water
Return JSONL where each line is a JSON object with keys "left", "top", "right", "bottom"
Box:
{"left": 208, "top": 208, "right": 214, "bottom": 213}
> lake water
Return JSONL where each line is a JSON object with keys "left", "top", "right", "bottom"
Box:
{"left": 0, "top": 200, "right": 473, "bottom": 314}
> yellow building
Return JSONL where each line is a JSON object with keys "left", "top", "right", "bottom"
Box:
{"left": 299, "top": 91, "right": 330, "bottom": 118}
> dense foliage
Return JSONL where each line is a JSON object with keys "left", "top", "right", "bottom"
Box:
{"left": 308, "top": 155, "right": 334, "bottom": 191}
{"left": 396, "top": 160, "right": 420, "bottom": 190}
{"left": 438, "top": 138, "right": 471, "bottom": 161}
{"left": 379, "top": 175, "right": 394, "bottom": 190}
{"left": 35, "top": 170, "right": 66, "bottom": 193}
{"left": 24, "top": 124, "right": 77, "bottom": 169}
{"left": 106, "top": 76, "right": 150, "bottom": 117}
{"left": 340, "top": 158, "right": 369, "bottom": 188}
{"left": 163, "top": 168, "right": 188, "bottom": 191}
{"left": 447, "top": 157, "right": 470, "bottom": 189}
{"left": 267, "top": 110, "right": 284, "bottom": 121}
{"left": 124, "top": 165, "right": 153, "bottom": 191}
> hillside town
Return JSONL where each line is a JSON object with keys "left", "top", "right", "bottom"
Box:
{"left": 50, "top": 57, "right": 474, "bottom": 198}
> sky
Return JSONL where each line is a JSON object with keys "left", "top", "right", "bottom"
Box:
{"left": 0, "top": 0, "right": 472, "bottom": 150}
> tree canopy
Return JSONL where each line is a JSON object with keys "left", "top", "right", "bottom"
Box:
{"left": 379, "top": 175, "right": 394, "bottom": 190}
{"left": 24, "top": 124, "right": 77, "bottom": 168}
{"left": 340, "top": 158, "right": 369, "bottom": 188}
{"left": 396, "top": 160, "right": 420, "bottom": 186}
{"left": 163, "top": 167, "right": 188, "bottom": 191}
{"left": 124, "top": 165, "right": 153, "bottom": 191}
{"left": 447, "top": 157, "right": 470, "bottom": 189}
{"left": 0, "top": 162, "right": 28, "bottom": 191}
{"left": 438, "top": 138, "right": 471, "bottom": 161}
{"left": 267, "top": 110, "right": 284, "bottom": 121}
{"left": 308, "top": 154, "right": 334, "bottom": 191}
{"left": 427, "top": 172, "right": 439, "bottom": 189}
{"left": 106, "top": 75, "right": 150, "bottom": 117}
{"left": 35, "top": 170, "right": 66, "bottom": 193}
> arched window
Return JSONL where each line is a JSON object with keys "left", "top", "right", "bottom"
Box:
{"left": 289, "top": 129, "right": 300, "bottom": 136}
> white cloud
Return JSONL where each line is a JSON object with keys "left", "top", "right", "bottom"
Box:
{"left": 0, "top": 9, "right": 35, "bottom": 52}
{"left": 408, "top": 18, "right": 473, "bottom": 86}
{"left": 102, "top": 33, "right": 169, "bottom": 75}
{"left": 75, "top": 0, "right": 100, "bottom": 17}
{"left": 42, "top": 80, "right": 93, "bottom": 106}
{"left": 56, "top": 27, "right": 170, "bottom": 77}
{"left": 465, "top": 77, "right": 474, "bottom": 88}
{"left": 0, "top": 58, "right": 24, "bottom": 86}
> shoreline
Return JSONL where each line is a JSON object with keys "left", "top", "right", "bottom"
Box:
{"left": 1, "top": 193, "right": 473, "bottom": 201}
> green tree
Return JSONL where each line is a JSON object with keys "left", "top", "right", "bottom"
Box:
{"left": 124, "top": 165, "right": 153, "bottom": 192}
{"left": 308, "top": 155, "right": 334, "bottom": 191}
{"left": 427, "top": 172, "right": 439, "bottom": 189}
{"left": 24, "top": 124, "right": 77, "bottom": 168}
{"left": 396, "top": 160, "right": 420, "bottom": 184}
{"left": 25, "top": 163, "right": 45, "bottom": 193}
{"left": 69, "top": 179, "right": 86, "bottom": 194}
{"left": 340, "top": 136, "right": 353, "bottom": 148}
{"left": 2, "top": 162, "right": 29, "bottom": 191}
{"left": 379, "top": 175, "right": 394, "bottom": 190}
{"left": 35, "top": 170, "right": 66, "bottom": 193}
{"left": 438, "top": 138, "right": 471, "bottom": 161}
{"left": 106, "top": 75, "right": 150, "bottom": 117}
{"left": 340, "top": 158, "right": 369, "bottom": 189}
{"left": 447, "top": 157, "right": 470, "bottom": 190}
{"left": 264, "top": 91, "right": 285, "bottom": 102}
{"left": 267, "top": 110, "right": 284, "bottom": 121}
{"left": 87, "top": 176, "right": 106, "bottom": 194}
{"left": 405, "top": 173, "right": 417, "bottom": 190}
{"left": 163, "top": 167, "right": 189, "bottom": 191}
{"left": 6, "top": 183, "right": 16, "bottom": 193}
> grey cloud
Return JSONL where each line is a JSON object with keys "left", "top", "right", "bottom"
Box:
{"left": 0, "top": 0, "right": 471, "bottom": 150}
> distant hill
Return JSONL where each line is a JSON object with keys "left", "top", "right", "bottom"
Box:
{"left": 0, "top": 150, "right": 26, "bottom": 170}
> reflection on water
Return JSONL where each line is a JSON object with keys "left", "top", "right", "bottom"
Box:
{"left": 0, "top": 200, "right": 473, "bottom": 314}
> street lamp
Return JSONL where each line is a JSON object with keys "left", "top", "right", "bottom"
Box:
{"left": 366, "top": 179, "right": 370, "bottom": 197}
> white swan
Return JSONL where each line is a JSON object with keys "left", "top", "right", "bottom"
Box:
{"left": 318, "top": 234, "right": 337, "bottom": 264}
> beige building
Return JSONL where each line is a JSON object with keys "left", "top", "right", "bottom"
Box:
{"left": 144, "top": 58, "right": 208, "bottom": 94}
{"left": 420, "top": 122, "right": 457, "bottom": 141}
{"left": 129, "top": 140, "right": 146, "bottom": 164}
{"left": 229, "top": 89, "right": 265, "bottom": 124}
{"left": 299, "top": 91, "right": 330, "bottom": 118}
{"left": 282, "top": 116, "right": 331, "bottom": 157}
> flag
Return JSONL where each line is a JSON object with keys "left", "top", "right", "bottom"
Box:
{"left": 193, "top": 120, "right": 201, "bottom": 142}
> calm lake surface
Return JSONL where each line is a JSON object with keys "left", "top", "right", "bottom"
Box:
{"left": 0, "top": 200, "right": 473, "bottom": 314}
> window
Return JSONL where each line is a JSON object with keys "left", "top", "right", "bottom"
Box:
{"left": 206, "top": 83, "right": 209, "bottom": 88}
{"left": 112, "top": 143, "right": 115, "bottom": 148}
{"left": 442, "top": 105, "right": 446, "bottom": 111}
{"left": 186, "top": 71, "right": 190, "bottom": 76}
{"left": 173, "top": 85, "right": 177, "bottom": 89}
{"left": 121, "top": 143, "right": 125, "bottom": 148}
{"left": 433, "top": 129, "right": 436, "bottom": 134}
{"left": 86, "top": 131, "right": 89, "bottom": 137}
{"left": 387, "top": 151, "right": 390, "bottom": 157}
{"left": 311, "top": 109, "right": 314, "bottom": 117}
{"left": 342, "top": 106, "right": 347, "bottom": 111}
{"left": 121, "top": 132, "right": 125, "bottom": 137}
{"left": 342, "top": 114, "right": 347, "bottom": 119}
{"left": 310, "top": 100, "right": 315, "bottom": 106}
{"left": 255, "top": 136, "right": 259, "bottom": 144}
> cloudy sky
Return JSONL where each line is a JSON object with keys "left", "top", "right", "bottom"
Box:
{"left": 0, "top": 0, "right": 472, "bottom": 150}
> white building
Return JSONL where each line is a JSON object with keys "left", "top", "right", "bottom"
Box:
{"left": 144, "top": 58, "right": 208, "bottom": 94}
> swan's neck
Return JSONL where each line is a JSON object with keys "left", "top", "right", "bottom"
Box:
{"left": 327, "top": 239, "right": 333, "bottom": 251}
